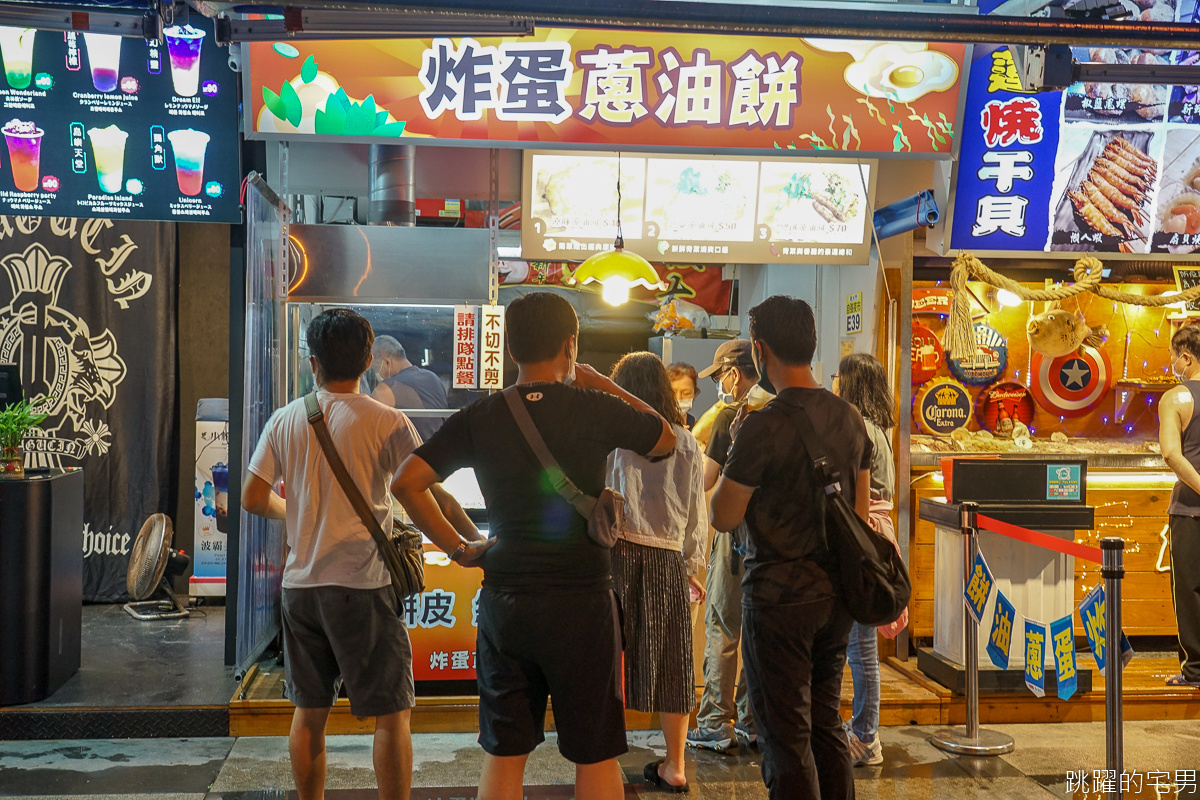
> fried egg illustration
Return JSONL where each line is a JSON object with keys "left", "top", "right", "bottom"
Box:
{"left": 844, "top": 45, "right": 959, "bottom": 103}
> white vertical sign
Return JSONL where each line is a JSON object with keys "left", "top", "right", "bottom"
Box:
{"left": 453, "top": 305, "right": 480, "bottom": 389}
{"left": 479, "top": 304, "right": 505, "bottom": 390}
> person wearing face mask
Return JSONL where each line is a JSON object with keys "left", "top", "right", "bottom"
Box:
{"left": 393, "top": 292, "right": 677, "bottom": 800}
{"left": 371, "top": 335, "right": 449, "bottom": 443}
{"left": 667, "top": 362, "right": 700, "bottom": 429}
{"left": 1159, "top": 322, "right": 1200, "bottom": 688}
{"left": 686, "top": 340, "right": 772, "bottom": 754}
{"left": 710, "top": 296, "right": 871, "bottom": 800}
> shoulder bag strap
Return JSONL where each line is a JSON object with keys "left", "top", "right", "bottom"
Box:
{"left": 502, "top": 386, "right": 596, "bottom": 518}
{"left": 303, "top": 392, "right": 392, "bottom": 550}
{"left": 782, "top": 399, "right": 843, "bottom": 494}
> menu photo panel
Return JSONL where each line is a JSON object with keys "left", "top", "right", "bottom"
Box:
{"left": 0, "top": 18, "right": 240, "bottom": 222}
{"left": 521, "top": 150, "right": 878, "bottom": 265}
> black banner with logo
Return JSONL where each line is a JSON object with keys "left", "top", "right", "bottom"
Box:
{"left": 0, "top": 216, "right": 176, "bottom": 601}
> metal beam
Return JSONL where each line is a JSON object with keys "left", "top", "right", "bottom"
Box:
{"left": 0, "top": 4, "right": 148, "bottom": 37}
{"left": 219, "top": 9, "right": 534, "bottom": 41}
{"left": 311, "top": 1, "right": 1200, "bottom": 50}
{"left": 1075, "top": 62, "right": 1200, "bottom": 85}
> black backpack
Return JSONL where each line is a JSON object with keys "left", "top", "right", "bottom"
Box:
{"left": 786, "top": 402, "right": 911, "bottom": 627}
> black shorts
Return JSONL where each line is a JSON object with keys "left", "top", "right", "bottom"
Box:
{"left": 282, "top": 585, "right": 415, "bottom": 718}
{"left": 476, "top": 588, "right": 627, "bottom": 764}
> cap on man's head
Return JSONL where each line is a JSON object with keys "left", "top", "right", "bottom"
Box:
{"left": 697, "top": 339, "right": 755, "bottom": 379}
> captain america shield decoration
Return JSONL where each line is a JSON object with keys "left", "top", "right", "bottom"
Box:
{"left": 1030, "top": 346, "right": 1113, "bottom": 417}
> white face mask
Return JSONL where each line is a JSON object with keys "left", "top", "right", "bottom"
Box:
{"left": 678, "top": 397, "right": 694, "bottom": 414}
{"left": 717, "top": 371, "right": 737, "bottom": 405}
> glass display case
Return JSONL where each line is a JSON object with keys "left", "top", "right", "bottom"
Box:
{"left": 285, "top": 302, "right": 491, "bottom": 421}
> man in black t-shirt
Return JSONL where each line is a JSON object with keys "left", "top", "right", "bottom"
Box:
{"left": 392, "top": 292, "right": 674, "bottom": 799}
{"left": 711, "top": 296, "right": 871, "bottom": 800}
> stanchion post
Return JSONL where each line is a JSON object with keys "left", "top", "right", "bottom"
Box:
{"left": 930, "top": 502, "right": 1015, "bottom": 757}
{"left": 1102, "top": 537, "right": 1125, "bottom": 799}
{"left": 963, "top": 501, "right": 981, "bottom": 740}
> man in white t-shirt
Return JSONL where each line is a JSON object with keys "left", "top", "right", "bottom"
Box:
{"left": 242, "top": 308, "right": 489, "bottom": 800}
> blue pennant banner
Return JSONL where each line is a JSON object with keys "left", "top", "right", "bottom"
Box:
{"left": 1078, "top": 584, "right": 1136, "bottom": 677}
{"left": 1024, "top": 618, "right": 1047, "bottom": 698}
{"left": 1050, "top": 614, "right": 1078, "bottom": 701}
{"left": 987, "top": 589, "right": 1016, "bottom": 670}
{"left": 964, "top": 551, "right": 995, "bottom": 625}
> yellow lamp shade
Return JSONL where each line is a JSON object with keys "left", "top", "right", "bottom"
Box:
{"left": 572, "top": 247, "right": 663, "bottom": 306}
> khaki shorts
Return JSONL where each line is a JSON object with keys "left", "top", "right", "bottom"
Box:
{"left": 282, "top": 585, "right": 415, "bottom": 717}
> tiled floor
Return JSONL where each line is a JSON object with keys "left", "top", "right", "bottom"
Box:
{"left": 3, "top": 721, "right": 1200, "bottom": 798}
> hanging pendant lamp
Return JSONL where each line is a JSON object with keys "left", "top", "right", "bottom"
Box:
{"left": 570, "top": 153, "right": 663, "bottom": 306}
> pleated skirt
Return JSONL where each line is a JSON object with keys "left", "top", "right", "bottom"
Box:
{"left": 611, "top": 537, "right": 696, "bottom": 715}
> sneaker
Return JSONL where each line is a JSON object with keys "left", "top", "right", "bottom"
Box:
{"left": 686, "top": 723, "right": 737, "bottom": 753}
{"left": 846, "top": 733, "right": 883, "bottom": 767}
{"left": 734, "top": 723, "right": 758, "bottom": 749}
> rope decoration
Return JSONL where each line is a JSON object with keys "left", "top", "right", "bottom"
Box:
{"left": 942, "top": 253, "right": 1200, "bottom": 357}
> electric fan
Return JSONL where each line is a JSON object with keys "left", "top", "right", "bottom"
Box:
{"left": 123, "top": 513, "right": 191, "bottom": 621}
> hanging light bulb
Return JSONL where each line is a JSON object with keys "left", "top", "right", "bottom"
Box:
{"left": 601, "top": 275, "right": 632, "bottom": 306}
{"left": 997, "top": 289, "right": 1022, "bottom": 307}
{"left": 568, "top": 152, "right": 663, "bottom": 306}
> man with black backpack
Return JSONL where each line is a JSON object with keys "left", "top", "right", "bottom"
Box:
{"left": 710, "top": 295, "right": 872, "bottom": 800}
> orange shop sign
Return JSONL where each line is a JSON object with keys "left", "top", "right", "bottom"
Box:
{"left": 247, "top": 31, "right": 965, "bottom": 154}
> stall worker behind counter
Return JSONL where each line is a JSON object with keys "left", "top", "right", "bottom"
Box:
{"left": 392, "top": 291, "right": 676, "bottom": 800}
{"left": 372, "top": 335, "right": 449, "bottom": 443}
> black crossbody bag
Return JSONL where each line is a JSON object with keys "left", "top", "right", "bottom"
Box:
{"left": 503, "top": 386, "right": 626, "bottom": 548}
{"left": 786, "top": 401, "right": 911, "bottom": 627}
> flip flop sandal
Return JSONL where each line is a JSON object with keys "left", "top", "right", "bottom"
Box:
{"left": 1166, "top": 673, "right": 1200, "bottom": 687}
{"left": 644, "top": 760, "right": 690, "bottom": 794}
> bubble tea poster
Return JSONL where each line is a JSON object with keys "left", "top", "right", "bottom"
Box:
{"left": 0, "top": 18, "right": 239, "bottom": 222}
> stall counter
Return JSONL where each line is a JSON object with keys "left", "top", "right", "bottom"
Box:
{"left": 908, "top": 454, "right": 1178, "bottom": 639}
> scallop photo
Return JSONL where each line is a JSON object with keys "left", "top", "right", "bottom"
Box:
{"left": 1151, "top": 127, "right": 1200, "bottom": 254}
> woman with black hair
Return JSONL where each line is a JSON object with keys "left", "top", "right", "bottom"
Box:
{"left": 831, "top": 352, "right": 905, "bottom": 769}
{"left": 607, "top": 351, "right": 709, "bottom": 793}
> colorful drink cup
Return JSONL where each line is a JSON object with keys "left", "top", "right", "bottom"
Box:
{"left": 83, "top": 33, "right": 122, "bottom": 92}
{"left": 163, "top": 25, "right": 205, "bottom": 97}
{"left": 167, "top": 128, "right": 210, "bottom": 196}
{"left": 87, "top": 124, "right": 128, "bottom": 193}
{"left": 0, "top": 27, "right": 36, "bottom": 90}
{"left": 3, "top": 119, "right": 43, "bottom": 192}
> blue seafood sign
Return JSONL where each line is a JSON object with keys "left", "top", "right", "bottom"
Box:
{"left": 948, "top": 323, "right": 1008, "bottom": 385}
{"left": 916, "top": 379, "right": 973, "bottom": 435}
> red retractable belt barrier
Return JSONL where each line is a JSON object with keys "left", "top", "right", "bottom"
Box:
{"left": 976, "top": 513, "right": 1102, "bottom": 565}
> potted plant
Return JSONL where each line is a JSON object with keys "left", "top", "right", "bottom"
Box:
{"left": 0, "top": 400, "right": 48, "bottom": 479}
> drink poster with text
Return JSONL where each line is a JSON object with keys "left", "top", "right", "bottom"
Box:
{"left": 0, "top": 19, "right": 239, "bottom": 222}
{"left": 951, "top": 0, "right": 1200, "bottom": 255}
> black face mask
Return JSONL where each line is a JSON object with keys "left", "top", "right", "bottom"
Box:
{"left": 753, "top": 343, "right": 778, "bottom": 396}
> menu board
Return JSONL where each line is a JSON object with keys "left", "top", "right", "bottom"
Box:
{"left": 950, "top": 0, "right": 1200, "bottom": 255}
{"left": 522, "top": 151, "right": 877, "bottom": 265}
{"left": 0, "top": 20, "right": 239, "bottom": 222}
